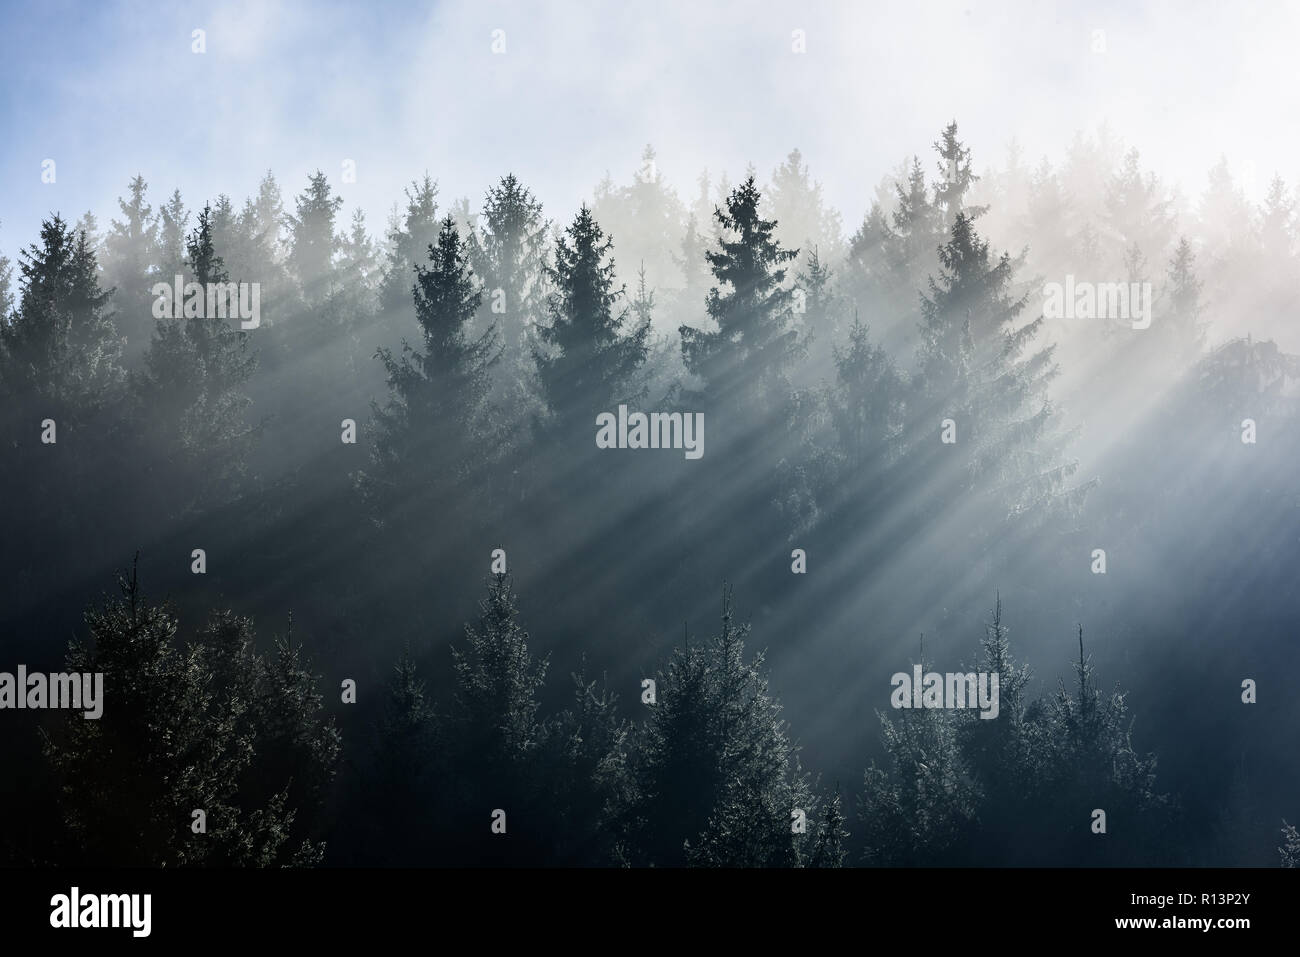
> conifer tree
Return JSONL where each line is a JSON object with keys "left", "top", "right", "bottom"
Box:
{"left": 1160, "top": 237, "right": 1207, "bottom": 364}
{"left": 379, "top": 173, "right": 440, "bottom": 314}
{"left": 102, "top": 175, "right": 160, "bottom": 359}
{"left": 471, "top": 173, "right": 549, "bottom": 357}
{"left": 287, "top": 170, "right": 343, "bottom": 302}
{"left": 451, "top": 573, "right": 548, "bottom": 761}
{"left": 625, "top": 587, "right": 812, "bottom": 867}
{"left": 157, "top": 189, "right": 189, "bottom": 282}
{"left": 0, "top": 247, "right": 12, "bottom": 319}
{"left": 827, "top": 315, "right": 903, "bottom": 475}
{"left": 135, "top": 203, "right": 258, "bottom": 512}
{"left": 915, "top": 208, "right": 1080, "bottom": 519}
{"left": 1281, "top": 821, "right": 1300, "bottom": 867}
{"left": 1043, "top": 626, "right": 1172, "bottom": 863}
{"left": 535, "top": 205, "right": 649, "bottom": 424}
{"left": 767, "top": 148, "right": 844, "bottom": 263}
{"left": 364, "top": 216, "right": 497, "bottom": 511}
{"left": 933, "top": 122, "right": 987, "bottom": 226}
{"left": 679, "top": 176, "right": 800, "bottom": 415}
{"left": 0, "top": 215, "right": 120, "bottom": 416}
{"left": 859, "top": 639, "right": 979, "bottom": 865}
{"left": 42, "top": 563, "right": 326, "bottom": 867}
{"left": 536, "top": 665, "right": 631, "bottom": 865}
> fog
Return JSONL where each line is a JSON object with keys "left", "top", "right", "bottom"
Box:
{"left": 1, "top": 0, "right": 1297, "bottom": 867}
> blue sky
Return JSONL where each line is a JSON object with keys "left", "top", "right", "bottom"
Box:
{"left": 3, "top": 0, "right": 1299, "bottom": 264}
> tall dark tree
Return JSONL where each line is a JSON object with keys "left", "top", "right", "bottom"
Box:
{"left": 535, "top": 205, "right": 649, "bottom": 425}
{"left": 859, "top": 639, "right": 979, "bottom": 866}
{"left": 0, "top": 215, "right": 120, "bottom": 415}
{"left": 623, "top": 587, "right": 813, "bottom": 867}
{"left": 363, "top": 216, "right": 497, "bottom": 512}
{"left": 916, "top": 209, "right": 1080, "bottom": 519}
{"left": 679, "top": 176, "right": 800, "bottom": 415}
{"left": 134, "top": 203, "right": 258, "bottom": 513}
{"left": 42, "top": 564, "right": 329, "bottom": 867}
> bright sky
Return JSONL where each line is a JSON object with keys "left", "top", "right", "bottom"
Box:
{"left": 3, "top": 0, "right": 1299, "bottom": 263}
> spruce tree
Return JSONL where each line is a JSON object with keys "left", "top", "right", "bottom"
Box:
{"left": 859, "top": 638, "right": 979, "bottom": 865}
{"left": 828, "top": 315, "right": 903, "bottom": 476}
{"left": 364, "top": 215, "right": 497, "bottom": 512}
{"left": 915, "top": 208, "right": 1079, "bottom": 520}
{"left": 286, "top": 170, "right": 343, "bottom": 302}
{"left": 808, "top": 788, "right": 848, "bottom": 867}
{"left": 625, "top": 586, "right": 812, "bottom": 867}
{"left": 102, "top": 175, "right": 160, "bottom": 360}
{"left": 534, "top": 204, "right": 649, "bottom": 424}
{"left": 42, "top": 563, "right": 326, "bottom": 867}
{"left": 157, "top": 189, "right": 189, "bottom": 282}
{"left": 379, "top": 173, "right": 440, "bottom": 314}
{"left": 135, "top": 203, "right": 258, "bottom": 513}
{"left": 1281, "top": 821, "right": 1300, "bottom": 867}
{"left": 679, "top": 176, "right": 801, "bottom": 415}
{"left": 933, "top": 122, "right": 987, "bottom": 226}
{"left": 767, "top": 148, "right": 844, "bottom": 263}
{"left": 471, "top": 173, "right": 549, "bottom": 357}
{"left": 0, "top": 215, "right": 120, "bottom": 414}
{"left": 1043, "top": 626, "right": 1172, "bottom": 863}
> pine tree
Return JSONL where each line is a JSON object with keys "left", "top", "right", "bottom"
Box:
{"left": 828, "top": 315, "right": 903, "bottom": 476}
{"left": 807, "top": 788, "right": 848, "bottom": 867}
{"left": 286, "top": 170, "right": 343, "bottom": 302}
{"left": 1043, "top": 626, "right": 1172, "bottom": 863}
{"left": 441, "top": 573, "right": 551, "bottom": 864}
{"left": 1281, "top": 821, "right": 1300, "bottom": 867}
{"left": 42, "top": 562, "right": 325, "bottom": 866}
{"left": 0, "top": 245, "right": 12, "bottom": 319}
{"left": 1259, "top": 175, "right": 1295, "bottom": 261}
{"left": 859, "top": 637, "right": 979, "bottom": 865}
{"left": 364, "top": 216, "right": 497, "bottom": 512}
{"left": 536, "top": 665, "right": 631, "bottom": 865}
{"left": 1104, "top": 148, "right": 1176, "bottom": 271}
{"left": 1160, "top": 237, "right": 1207, "bottom": 364}
{"left": 451, "top": 573, "right": 548, "bottom": 763}
{"left": 625, "top": 586, "right": 812, "bottom": 867}
{"left": 134, "top": 203, "right": 258, "bottom": 512}
{"left": 793, "top": 244, "right": 842, "bottom": 378}
{"left": 672, "top": 212, "right": 710, "bottom": 321}
{"left": 679, "top": 176, "right": 800, "bottom": 415}
{"left": 157, "top": 189, "right": 189, "bottom": 282}
{"left": 592, "top": 145, "right": 686, "bottom": 294}
{"left": 957, "top": 596, "right": 1046, "bottom": 861}
{"left": 0, "top": 215, "right": 121, "bottom": 412}
{"left": 535, "top": 205, "right": 649, "bottom": 424}
{"left": 471, "top": 173, "right": 549, "bottom": 358}
{"left": 102, "top": 175, "right": 159, "bottom": 360}
{"left": 767, "top": 148, "right": 844, "bottom": 263}
{"left": 356, "top": 652, "right": 439, "bottom": 864}
{"left": 251, "top": 170, "right": 287, "bottom": 262}
{"left": 915, "top": 209, "right": 1080, "bottom": 520}
{"left": 933, "top": 122, "right": 987, "bottom": 226}
{"left": 379, "top": 173, "right": 440, "bottom": 314}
